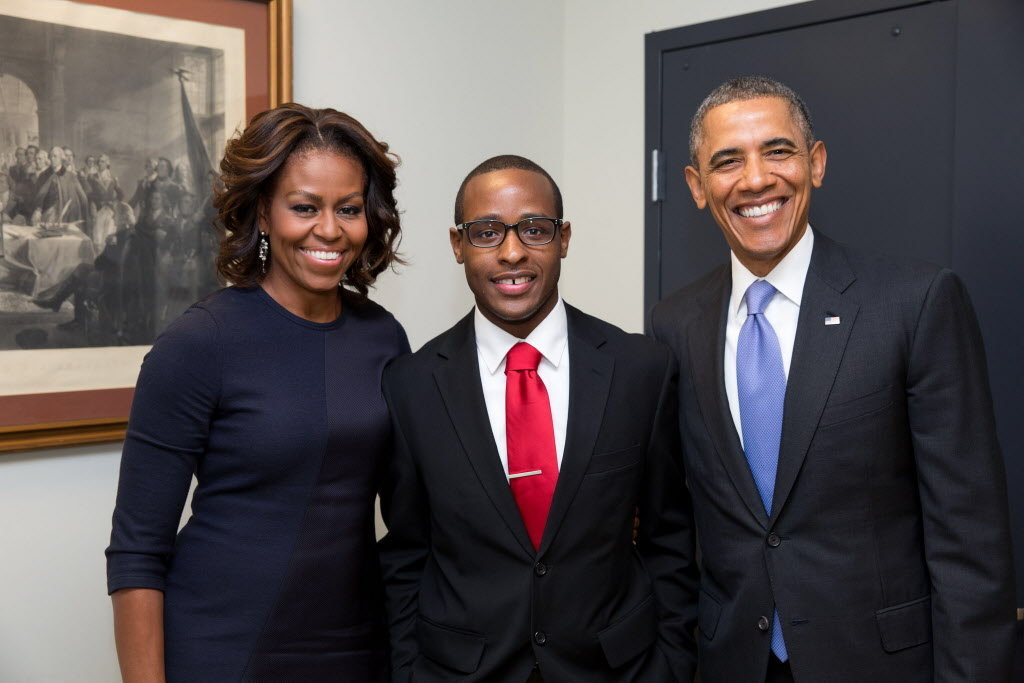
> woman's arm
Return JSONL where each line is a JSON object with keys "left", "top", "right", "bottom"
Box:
{"left": 106, "top": 306, "right": 221, "bottom": 681}
{"left": 112, "top": 588, "right": 165, "bottom": 683}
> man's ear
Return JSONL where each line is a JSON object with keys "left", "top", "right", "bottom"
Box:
{"left": 449, "top": 227, "right": 465, "bottom": 264}
{"left": 809, "top": 140, "right": 827, "bottom": 188}
{"left": 684, "top": 166, "right": 707, "bottom": 209}
{"left": 558, "top": 221, "right": 571, "bottom": 258}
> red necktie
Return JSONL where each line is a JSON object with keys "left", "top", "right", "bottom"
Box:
{"left": 505, "top": 342, "right": 559, "bottom": 550}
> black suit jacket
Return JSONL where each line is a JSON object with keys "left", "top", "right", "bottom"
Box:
{"left": 379, "top": 304, "right": 699, "bottom": 683}
{"left": 649, "top": 231, "right": 1016, "bottom": 682}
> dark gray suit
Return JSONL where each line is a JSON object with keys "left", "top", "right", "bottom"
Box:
{"left": 649, "top": 231, "right": 1016, "bottom": 682}
{"left": 379, "top": 305, "right": 699, "bottom": 683}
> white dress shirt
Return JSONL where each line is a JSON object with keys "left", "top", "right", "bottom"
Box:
{"left": 725, "top": 227, "right": 814, "bottom": 448}
{"left": 475, "top": 297, "right": 570, "bottom": 478}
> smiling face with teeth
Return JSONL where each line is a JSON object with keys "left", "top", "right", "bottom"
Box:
{"left": 684, "top": 96, "right": 826, "bottom": 277}
{"left": 450, "top": 167, "right": 571, "bottom": 339}
{"left": 260, "top": 150, "right": 368, "bottom": 321}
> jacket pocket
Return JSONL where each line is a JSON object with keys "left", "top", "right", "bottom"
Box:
{"left": 875, "top": 595, "right": 932, "bottom": 653}
{"left": 697, "top": 589, "right": 722, "bottom": 640}
{"left": 416, "top": 616, "right": 486, "bottom": 674}
{"left": 597, "top": 595, "right": 658, "bottom": 668}
{"left": 585, "top": 443, "right": 641, "bottom": 476}
{"left": 819, "top": 384, "right": 895, "bottom": 427}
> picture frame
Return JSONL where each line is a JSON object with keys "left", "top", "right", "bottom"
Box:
{"left": 0, "top": 0, "right": 292, "bottom": 453}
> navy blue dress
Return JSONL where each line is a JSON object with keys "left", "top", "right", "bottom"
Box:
{"left": 107, "top": 286, "right": 409, "bottom": 682}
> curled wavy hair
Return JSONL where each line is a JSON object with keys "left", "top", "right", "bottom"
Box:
{"left": 214, "top": 103, "right": 402, "bottom": 294}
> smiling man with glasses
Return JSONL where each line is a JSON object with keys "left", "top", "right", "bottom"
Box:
{"left": 378, "top": 155, "right": 699, "bottom": 683}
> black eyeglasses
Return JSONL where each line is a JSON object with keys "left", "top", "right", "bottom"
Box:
{"left": 456, "top": 217, "right": 563, "bottom": 248}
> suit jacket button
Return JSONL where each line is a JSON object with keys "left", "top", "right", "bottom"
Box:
{"left": 534, "top": 562, "right": 548, "bottom": 577}
{"left": 767, "top": 533, "right": 781, "bottom": 547}
{"left": 757, "top": 616, "right": 771, "bottom": 632}
{"left": 534, "top": 631, "right": 547, "bottom": 646}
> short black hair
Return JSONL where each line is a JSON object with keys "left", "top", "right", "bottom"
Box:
{"left": 690, "top": 75, "right": 815, "bottom": 166}
{"left": 454, "top": 154, "right": 562, "bottom": 224}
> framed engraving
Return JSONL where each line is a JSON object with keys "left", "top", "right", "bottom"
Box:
{"left": 0, "top": 0, "right": 292, "bottom": 451}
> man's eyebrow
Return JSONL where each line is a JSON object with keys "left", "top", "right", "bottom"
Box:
{"left": 708, "top": 148, "right": 741, "bottom": 167}
{"left": 762, "top": 137, "right": 797, "bottom": 149}
{"left": 465, "top": 211, "right": 551, "bottom": 223}
{"left": 465, "top": 213, "right": 502, "bottom": 222}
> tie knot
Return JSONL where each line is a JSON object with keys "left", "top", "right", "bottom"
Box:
{"left": 506, "top": 342, "right": 542, "bottom": 372}
{"left": 744, "top": 279, "right": 777, "bottom": 315}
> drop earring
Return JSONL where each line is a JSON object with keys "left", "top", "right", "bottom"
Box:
{"left": 258, "top": 231, "right": 269, "bottom": 273}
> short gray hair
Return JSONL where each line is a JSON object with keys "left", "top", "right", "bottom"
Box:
{"left": 689, "top": 76, "right": 814, "bottom": 166}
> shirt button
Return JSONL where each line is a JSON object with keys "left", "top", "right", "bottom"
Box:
{"left": 534, "top": 562, "right": 548, "bottom": 577}
{"left": 534, "top": 631, "right": 547, "bottom": 646}
{"left": 757, "top": 616, "right": 771, "bottom": 632}
{"left": 767, "top": 533, "right": 781, "bottom": 547}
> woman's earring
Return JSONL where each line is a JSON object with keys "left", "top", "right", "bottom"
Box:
{"left": 258, "top": 231, "right": 269, "bottom": 273}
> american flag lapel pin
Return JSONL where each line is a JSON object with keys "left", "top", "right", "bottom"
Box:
{"left": 824, "top": 315, "right": 841, "bottom": 326}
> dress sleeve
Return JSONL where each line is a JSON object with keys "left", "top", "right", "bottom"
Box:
{"left": 105, "top": 305, "right": 221, "bottom": 594}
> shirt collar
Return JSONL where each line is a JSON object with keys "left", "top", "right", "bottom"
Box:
{"left": 729, "top": 225, "right": 814, "bottom": 317}
{"left": 474, "top": 296, "right": 568, "bottom": 375}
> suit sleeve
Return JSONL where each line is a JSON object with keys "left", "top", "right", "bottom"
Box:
{"left": 378, "top": 364, "right": 430, "bottom": 683}
{"left": 905, "top": 269, "right": 1017, "bottom": 682}
{"left": 636, "top": 347, "right": 700, "bottom": 683}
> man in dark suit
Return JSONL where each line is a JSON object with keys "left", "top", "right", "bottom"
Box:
{"left": 379, "top": 155, "right": 698, "bottom": 683}
{"left": 649, "top": 76, "right": 1017, "bottom": 682}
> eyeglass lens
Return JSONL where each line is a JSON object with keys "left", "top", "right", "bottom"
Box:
{"left": 467, "top": 218, "right": 557, "bottom": 247}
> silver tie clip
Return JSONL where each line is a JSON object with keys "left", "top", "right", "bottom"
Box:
{"left": 508, "top": 469, "right": 543, "bottom": 479}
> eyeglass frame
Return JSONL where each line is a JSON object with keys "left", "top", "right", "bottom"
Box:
{"left": 455, "top": 217, "right": 565, "bottom": 248}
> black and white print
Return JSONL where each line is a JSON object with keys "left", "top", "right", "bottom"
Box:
{"left": 0, "top": 6, "right": 232, "bottom": 351}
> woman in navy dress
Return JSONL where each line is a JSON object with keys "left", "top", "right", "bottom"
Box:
{"left": 106, "top": 104, "right": 407, "bottom": 682}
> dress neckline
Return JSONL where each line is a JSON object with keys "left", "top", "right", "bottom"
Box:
{"left": 253, "top": 286, "right": 348, "bottom": 331}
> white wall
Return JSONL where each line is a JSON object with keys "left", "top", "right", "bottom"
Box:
{"left": 0, "top": 444, "right": 122, "bottom": 682}
{"left": 0, "top": 1, "right": 803, "bottom": 680}
{"left": 294, "top": 0, "right": 566, "bottom": 349}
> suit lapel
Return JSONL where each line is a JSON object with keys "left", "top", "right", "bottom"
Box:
{"left": 688, "top": 268, "right": 771, "bottom": 527}
{"left": 538, "top": 305, "right": 614, "bottom": 554}
{"left": 433, "top": 314, "right": 536, "bottom": 557}
{"left": 770, "top": 234, "right": 858, "bottom": 525}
